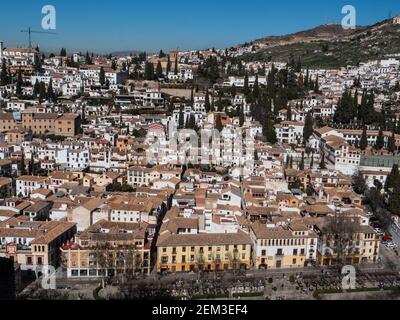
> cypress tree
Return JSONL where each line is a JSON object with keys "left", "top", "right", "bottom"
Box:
{"left": 178, "top": 106, "right": 185, "bottom": 128}
{"left": 16, "top": 69, "right": 23, "bottom": 97}
{"left": 20, "top": 152, "right": 26, "bottom": 176}
{"left": 47, "top": 79, "right": 55, "bottom": 102}
{"left": 385, "top": 164, "right": 400, "bottom": 192}
{"left": 99, "top": 67, "right": 106, "bottom": 86}
{"left": 204, "top": 90, "right": 211, "bottom": 113}
{"left": 319, "top": 152, "right": 327, "bottom": 169}
{"left": 85, "top": 51, "right": 91, "bottom": 64}
{"left": 0, "top": 59, "right": 9, "bottom": 86}
{"left": 156, "top": 60, "right": 163, "bottom": 79}
{"left": 145, "top": 61, "right": 154, "bottom": 80}
{"left": 230, "top": 84, "right": 236, "bottom": 98}
{"left": 29, "top": 154, "right": 35, "bottom": 176}
{"left": 215, "top": 114, "right": 223, "bottom": 132}
{"left": 375, "top": 127, "right": 385, "bottom": 150}
{"left": 190, "top": 87, "right": 194, "bottom": 106}
{"left": 314, "top": 76, "right": 320, "bottom": 94}
{"left": 388, "top": 131, "right": 396, "bottom": 154}
{"left": 303, "top": 112, "right": 314, "bottom": 142}
{"left": 188, "top": 114, "right": 196, "bottom": 129}
{"left": 239, "top": 105, "right": 245, "bottom": 127}
{"left": 39, "top": 81, "right": 46, "bottom": 102}
{"left": 299, "top": 152, "right": 305, "bottom": 170}
{"left": 310, "top": 153, "right": 314, "bottom": 169}
{"left": 244, "top": 74, "right": 250, "bottom": 97}
{"left": 389, "top": 183, "right": 400, "bottom": 215}
{"left": 287, "top": 104, "right": 292, "bottom": 121}
{"left": 360, "top": 126, "right": 368, "bottom": 150}
{"left": 174, "top": 55, "right": 178, "bottom": 75}
{"left": 304, "top": 67, "right": 309, "bottom": 89}
{"left": 166, "top": 55, "right": 171, "bottom": 74}
{"left": 253, "top": 75, "right": 259, "bottom": 99}
{"left": 33, "top": 80, "right": 40, "bottom": 97}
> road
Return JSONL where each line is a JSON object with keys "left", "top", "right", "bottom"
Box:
{"left": 389, "top": 222, "right": 400, "bottom": 247}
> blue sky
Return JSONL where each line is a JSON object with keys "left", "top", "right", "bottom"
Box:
{"left": 1, "top": 0, "right": 400, "bottom": 54}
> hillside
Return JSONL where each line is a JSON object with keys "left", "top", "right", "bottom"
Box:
{"left": 241, "top": 18, "right": 400, "bottom": 68}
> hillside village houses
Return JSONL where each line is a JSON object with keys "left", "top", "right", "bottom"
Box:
{"left": 0, "top": 37, "right": 399, "bottom": 282}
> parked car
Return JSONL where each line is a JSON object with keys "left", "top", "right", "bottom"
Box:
{"left": 385, "top": 242, "right": 397, "bottom": 249}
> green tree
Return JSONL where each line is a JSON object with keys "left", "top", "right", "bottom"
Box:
{"left": 85, "top": 51, "right": 92, "bottom": 64}
{"left": 239, "top": 105, "right": 245, "bottom": 127}
{"left": 178, "top": 106, "right": 185, "bottom": 128}
{"left": 187, "top": 114, "right": 196, "bottom": 129}
{"left": 303, "top": 112, "right": 314, "bottom": 142}
{"left": 33, "top": 79, "right": 40, "bottom": 97}
{"left": 310, "top": 153, "right": 314, "bottom": 169}
{"left": 20, "top": 153, "right": 26, "bottom": 176}
{"left": 352, "top": 171, "right": 367, "bottom": 195}
{"left": 319, "top": 152, "right": 327, "bottom": 169}
{"left": 174, "top": 56, "right": 178, "bottom": 75}
{"left": 243, "top": 74, "right": 250, "bottom": 97}
{"left": 145, "top": 61, "right": 154, "bottom": 80}
{"left": 60, "top": 48, "right": 67, "bottom": 57}
{"left": 389, "top": 184, "right": 400, "bottom": 215}
{"left": 0, "top": 59, "right": 9, "bottom": 86}
{"left": 29, "top": 153, "right": 35, "bottom": 176}
{"left": 375, "top": 128, "right": 385, "bottom": 150}
{"left": 39, "top": 81, "right": 46, "bottom": 102}
{"left": 299, "top": 152, "right": 305, "bottom": 170}
{"left": 230, "top": 84, "right": 237, "bottom": 98}
{"left": 215, "top": 114, "right": 223, "bottom": 132}
{"left": 359, "top": 126, "right": 368, "bottom": 150}
{"left": 99, "top": 67, "right": 106, "bottom": 86}
{"left": 156, "top": 61, "right": 163, "bottom": 79}
{"left": 334, "top": 90, "right": 357, "bottom": 124}
{"left": 314, "top": 76, "right": 320, "bottom": 94}
{"left": 47, "top": 79, "right": 55, "bottom": 102}
{"left": 263, "top": 117, "right": 277, "bottom": 144}
{"left": 385, "top": 164, "right": 400, "bottom": 192}
{"left": 166, "top": 55, "right": 171, "bottom": 74}
{"left": 204, "top": 90, "right": 211, "bottom": 113}
{"left": 287, "top": 104, "right": 292, "bottom": 121}
{"left": 253, "top": 75, "right": 259, "bottom": 99}
{"left": 388, "top": 131, "right": 396, "bottom": 154}
{"left": 16, "top": 69, "right": 23, "bottom": 97}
